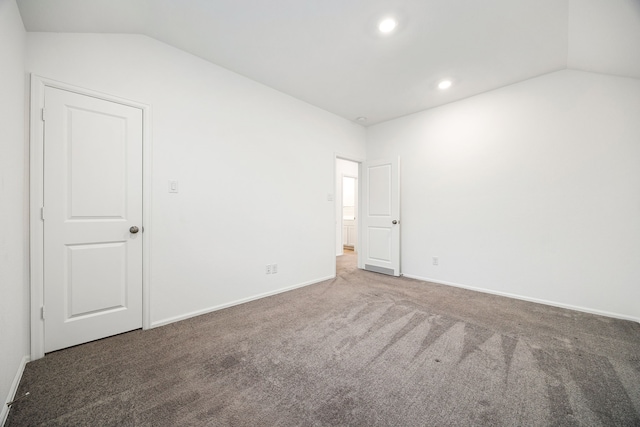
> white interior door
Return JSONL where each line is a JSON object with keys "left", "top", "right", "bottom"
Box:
{"left": 43, "top": 86, "right": 143, "bottom": 353}
{"left": 362, "top": 157, "right": 400, "bottom": 276}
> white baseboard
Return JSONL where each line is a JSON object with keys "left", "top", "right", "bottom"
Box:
{"left": 402, "top": 273, "right": 640, "bottom": 324}
{"left": 1, "top": 355, "right": 29, "bottom": 427}
{"left": 151, "top": 275, "right": 335, "bottom": 328}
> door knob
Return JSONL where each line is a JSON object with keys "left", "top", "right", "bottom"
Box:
{"left": 129, "top": 226, "right": 140, "bottom": 234}
{"left": 392, "top": 220, "right": 398, "bottom": 225}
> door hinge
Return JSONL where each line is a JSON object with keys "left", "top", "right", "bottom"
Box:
{"left": 41, "top": 306, "right": 45, "bottom": 320}
{"left": 41, "top": 207, "right": 45, "bottom": 220}
{"left": 41, "top": 108, "right": 46, "bottom": 121}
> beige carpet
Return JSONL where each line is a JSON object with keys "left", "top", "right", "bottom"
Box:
{"left": 7, "top": 251, "right": 640, "bottom": 426}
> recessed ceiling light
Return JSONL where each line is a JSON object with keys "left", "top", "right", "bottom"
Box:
{"left": 356, "top": 117, "right": 368, "bottom": 123}
{"left": 378, "top": 18, "right": 397, "bottom": 33}
{"left": 438, "top": 80, "right": 453, "bottom": 90}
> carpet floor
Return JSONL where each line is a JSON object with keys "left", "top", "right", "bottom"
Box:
{"left": 6, "top": 251, "right": 640, "bottom": 426}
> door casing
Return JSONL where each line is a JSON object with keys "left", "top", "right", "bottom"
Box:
{"left": 29, "top": 75, "right": 152, "bottom": 360}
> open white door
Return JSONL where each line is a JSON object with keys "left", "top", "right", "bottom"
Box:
{"left": 43, "top": 86, "right": 143, "bottom": 353}
{"left": 362, "top": 157, "right": 400, "bottom": 276}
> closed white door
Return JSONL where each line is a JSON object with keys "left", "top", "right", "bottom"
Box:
{"left": 43, "top": 87, "right": 143, "bottom": 353}
{"left": 362, "top": 158, "right": 400, "bottom": 276}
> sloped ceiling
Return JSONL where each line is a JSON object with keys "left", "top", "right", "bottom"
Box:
{"left": 16, "top": 0, "right": 640, "bottom": 125}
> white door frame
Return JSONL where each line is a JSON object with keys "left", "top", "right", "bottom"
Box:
{"left": 334, "top": 154, "right": 364, "bottom": 275}
{"left": 29, "top": 75, "right": 152, "bottom": 360}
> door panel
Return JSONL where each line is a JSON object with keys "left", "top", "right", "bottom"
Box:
{"left": 368, "top": 227, "right": 391, "bottom": 261}
{"left": 362, "top": 158, "right": 400, "bottom": 276}
{"left": 66, "top": 242, "right": 127, "bottom": 319}
{"left": 368, "top": 164, "right": 391, "bottom": 216}
{"left": 68, "top": 108, "right": 127, "bottom": 218}
{"left": 44, "top": 87, "right": 143, "bottom": 353}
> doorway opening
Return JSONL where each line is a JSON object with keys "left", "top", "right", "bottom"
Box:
{"left": 335, "top": 157, "right": 360, "bottom": 273}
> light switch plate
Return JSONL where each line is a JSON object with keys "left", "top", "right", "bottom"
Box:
{"left": 168, "top": 180, "right": 179, "bottom": 193}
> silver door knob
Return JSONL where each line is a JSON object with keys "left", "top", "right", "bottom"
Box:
{"left": 129, "top": 226, "right": 140, "bottom": 234}
{"left": 392, "top": 220, "right": 398, "bottom": 225}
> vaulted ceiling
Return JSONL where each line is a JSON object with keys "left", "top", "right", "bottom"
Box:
{"left": 16, "top": 0, "right": 640, "bottom": 125}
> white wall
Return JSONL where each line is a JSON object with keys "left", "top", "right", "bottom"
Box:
{"left": 26, "top": 33, "right": 366, "bottom": 326}
{"left": 0, "top": 0, "right": 29, "bottom": 421}
{"left": 335, "top": 158, "right": 359, "bottom": 256}
{"left": 367, "top": 69, "right": 640, "bottom": 321}
{"left": 568, "top": 0, "right": 640, "bottom": 79}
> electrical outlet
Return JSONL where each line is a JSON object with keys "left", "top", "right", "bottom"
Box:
{"left": 266, "top": 264, "right": 272, "bottom": 274}
{"left": 432, "top": 257, "right": 439, "bottom": 266}
{"left": 272, "top": 264, "right": 278, "bottom": 274}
